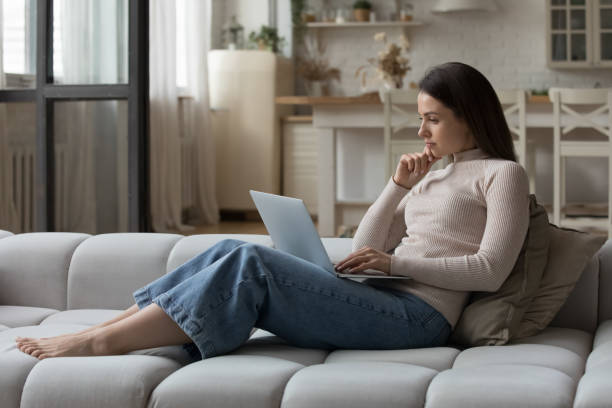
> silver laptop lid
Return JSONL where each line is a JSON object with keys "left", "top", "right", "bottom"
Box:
{"left": 249, "top": 190, "right": 335, "bottom": 273}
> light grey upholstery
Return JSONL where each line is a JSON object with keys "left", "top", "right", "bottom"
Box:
{"left": 426, "top": 365, "right": 575, "bottom": 408}
{"left": 0, "top": 232, "right": 611, "bottom": 408}
{"left": 20, "top": 356, "right": 181, "bottom": 408}
{"left": 67, "top": 233, "right": 182, "bottom": 309}
{"left": 166, "top": 234, "right": 273, "bottom": 272}
{"left": 150, "top": 356, "right": 303, "bottom": 408}
{"left": 40, "top": 309, "right": 122, "bottom": 326}
{"left": 0, "top": 306, "right": 59, "bottom": 327}
{"left": 0, "top": 233, "right": 90, "bottom": 309}
{"left": 0, "top": 230, "right": 13, "bottom": 239}
{"left": 282, "top": 362, "right": 438, "bottom": 408}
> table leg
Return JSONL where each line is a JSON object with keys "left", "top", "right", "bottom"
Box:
{"left": 317, "top": 128, "right": 336, "bottom": 237}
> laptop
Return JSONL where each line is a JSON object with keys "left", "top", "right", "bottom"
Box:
{"left": 249, "top": 190, "right": 412, "bottom": 280}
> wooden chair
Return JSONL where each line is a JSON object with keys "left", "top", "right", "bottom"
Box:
{"left": 549, "top": 87, "right": 612, "bottom": 238}
{"left": 496, "top": 89, "right": 537, "bottom": 194}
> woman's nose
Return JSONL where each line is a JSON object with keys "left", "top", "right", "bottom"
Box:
{"left": 418, "top": 123, "right": 427, "bottom": 138}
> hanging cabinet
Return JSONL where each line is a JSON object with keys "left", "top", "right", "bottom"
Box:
{"left": 547, "top": 0, "right": 612, "bottom": 68}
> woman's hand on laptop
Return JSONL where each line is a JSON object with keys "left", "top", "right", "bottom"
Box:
{"left": 335, "top": 247, "right": 391, "bottom": 275}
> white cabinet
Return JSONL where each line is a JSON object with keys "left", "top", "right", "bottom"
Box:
{"left": 547, "top": 0, "right": 612, "bottom": 68}
{"left": 208, "top": 50, "right": 293, "bottom": 210}
{"left": 282, "top": 119, "right": 318, "bottom": 215}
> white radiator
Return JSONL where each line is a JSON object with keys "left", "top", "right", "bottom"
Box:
{"left": 9, "top": 144, "right": 35, "bottom": 233}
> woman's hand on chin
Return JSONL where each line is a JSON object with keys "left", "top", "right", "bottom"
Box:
{"left": 393, "top": 145, "right": 441, "bottom": 189}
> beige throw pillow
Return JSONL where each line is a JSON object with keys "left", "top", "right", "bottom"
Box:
{"left": 515, "top": 225, "right": 606, "bottom": 339}
{"left": 450, "top": 195, "right": 550, "bottom": 346}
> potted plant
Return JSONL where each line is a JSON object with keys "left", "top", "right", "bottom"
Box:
{"left": 248, "top": 26, "right": 286, "bottom": 54}
{"left": 353, "top": 0, "right": 372, "bottom": 22}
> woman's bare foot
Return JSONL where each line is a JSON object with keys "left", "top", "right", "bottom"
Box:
{"left": 16, "top": 330, "right": 109, "bottom": 359}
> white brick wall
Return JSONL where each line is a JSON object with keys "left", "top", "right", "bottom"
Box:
{"left": 292, "top": 0, "right": 612, "bottom": 94}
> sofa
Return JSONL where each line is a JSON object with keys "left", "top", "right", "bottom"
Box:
{"left": 1, "top": 229, "right": 612, "bottom": 408}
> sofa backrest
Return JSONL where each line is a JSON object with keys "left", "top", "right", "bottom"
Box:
{"left": 67, "top": 233, "right": 182, "bottom": 309}
{"left": 596, "top": 239, "right": 612, "bottom": 323}
{"left": 0, "top": 233, "right": 90, "bottom": 310}
{"left": 0, "top": 232, "right": 610, "bottom": 335}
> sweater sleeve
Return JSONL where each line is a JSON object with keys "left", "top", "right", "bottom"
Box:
{"left": 352, "top": 178, "right": 410, "bottom": 253}
{"left": 390, "top": 162, "right": 530, "bottom": 292}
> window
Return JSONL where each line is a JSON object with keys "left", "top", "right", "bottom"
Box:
{"left": 176, "top": 0, "right": 187, "bottom": 89}
{"left": 2, "top": 0, "right": 36, "bottom": 88}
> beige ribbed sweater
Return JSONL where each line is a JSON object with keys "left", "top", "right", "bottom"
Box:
{"left": 353, "top": 147, "right": 530, "bottom": 327}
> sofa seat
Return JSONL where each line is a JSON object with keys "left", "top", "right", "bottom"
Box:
{"left": 425, "top": 326, "right": 592, "bottom": 408}
{"left": 0, "top": 324, "right": 90, "bottom": 408}
{"left": 0, "top": 305, "right": 59, "bottom": 327}
{"left": 574, "top": 320, "right": 612, "bottom": 407}
{"left": 39, "top": 309, "right": 123, "bottom": 326}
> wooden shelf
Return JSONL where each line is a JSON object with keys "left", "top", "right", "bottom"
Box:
{"left": 306, "top": 21, "right": 425, "bottom": 28}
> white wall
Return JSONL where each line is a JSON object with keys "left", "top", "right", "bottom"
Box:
{"left": 219, "top": 0, "right": 612, "bottom": 205}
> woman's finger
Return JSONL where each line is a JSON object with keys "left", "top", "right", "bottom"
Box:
{"left": 337, "top": 255, "right": 370, "bottom": 272}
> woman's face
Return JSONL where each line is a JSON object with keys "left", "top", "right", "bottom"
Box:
{"left": 417, "top": 91, "right": 476, "bottom": 158}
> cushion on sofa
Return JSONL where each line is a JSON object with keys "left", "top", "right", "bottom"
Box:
{"left": 67, "top": 233, "right": 182, "bottom": 310}
{"left": 549, "top": 253, "right": 599, "bottom": 334}
{"left": 0, "top": 233, "right": 90, "bottom": 310}
{"left": 425, "top": 365, "right": 575, "bottom": 408}
{"left": 573, "top": 320, "right": 612, "bottom": 408}
{"left": 40, "top": 309, "right": 123, "bottom": 326}
{"left": 0, "top": 324, "right": 90, "bottom": 408}
{"left": 149, "top": 355, "right": 303, "bottom": 408}
{"left": 450, "top": 195, "right": 550, "bottom": 346}
{"left": 516, "top": 225, "right": 606, "bottom": 339}
{"left": 0, "top": 306, "right": 59, "bottom": 328}
{"left": 282, "top": 362, "right": 438, "bottom": 408}
{"left": 20, "top": 355, "right": 181, "bottom": 408}
{"left": 0, "top": 230, "right": 13, "bottom": 240}
{"left": 166, "top": 234, "right": 273, "bottom": 272}
{"left": 510, "top": 326, "right": 593, "bottom": 360}
{"left": 324, "top": 347, "right": 460, "bottom": 372}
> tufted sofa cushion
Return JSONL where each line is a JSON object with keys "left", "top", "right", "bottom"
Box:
{"left": 67, "top": 233, "right": 182, "bottom": 310}
{"left": 0, "top": 233, "right": 90, "bottom": 310}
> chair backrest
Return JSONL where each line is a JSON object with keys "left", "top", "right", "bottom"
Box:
{"left": 379, "top": 88, "right": 421, "bottom": 181}
{"left": 496, "top": 89, "right": 527, "bottom": 167}
{"left": 549, "top": 88, "right": 612, "bottom": 140}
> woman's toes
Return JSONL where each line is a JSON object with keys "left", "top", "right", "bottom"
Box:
{"left": 31, "top": 349, "right": 42, "bottom": 358}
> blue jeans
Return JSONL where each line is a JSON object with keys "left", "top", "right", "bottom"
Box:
{"left": 133, "top": 239, "right": 450, "bottom": 360}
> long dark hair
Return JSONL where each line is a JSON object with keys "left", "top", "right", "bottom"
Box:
{"left": 418, "top": 62, "right": 516, "bottom": 162}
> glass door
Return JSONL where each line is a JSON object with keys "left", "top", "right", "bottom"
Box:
{"left": 0, "top": 0, "right": 148, "bottom": 233}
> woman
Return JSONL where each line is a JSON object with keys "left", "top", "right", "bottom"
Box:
{"left": 16, "top": 62, "right": 529, "bottom": 360}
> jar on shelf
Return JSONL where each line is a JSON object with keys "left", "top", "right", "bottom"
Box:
{"left": 302, "top": 7, "right": 317, "bottom": 23}
{"left": 222, "top": 15, "right": 244, "bottom": 50}
{"left": 321, "top": 8, "right": 336, "bottom": 23}
{"left": 399, "top": 3, "right": 414, "bottom": 21}
{"left": 335, "top": 8, "right": 350, "bottom": 23}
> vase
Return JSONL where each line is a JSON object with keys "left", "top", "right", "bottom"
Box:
{"left": 306, "top": 80, "right": 329, "bottom": 97}
{"left": 383, "top": 75, "right": 404, "bottom": 90}
{"left": 353, "top": 9, "right": 370, "bottom": 22}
